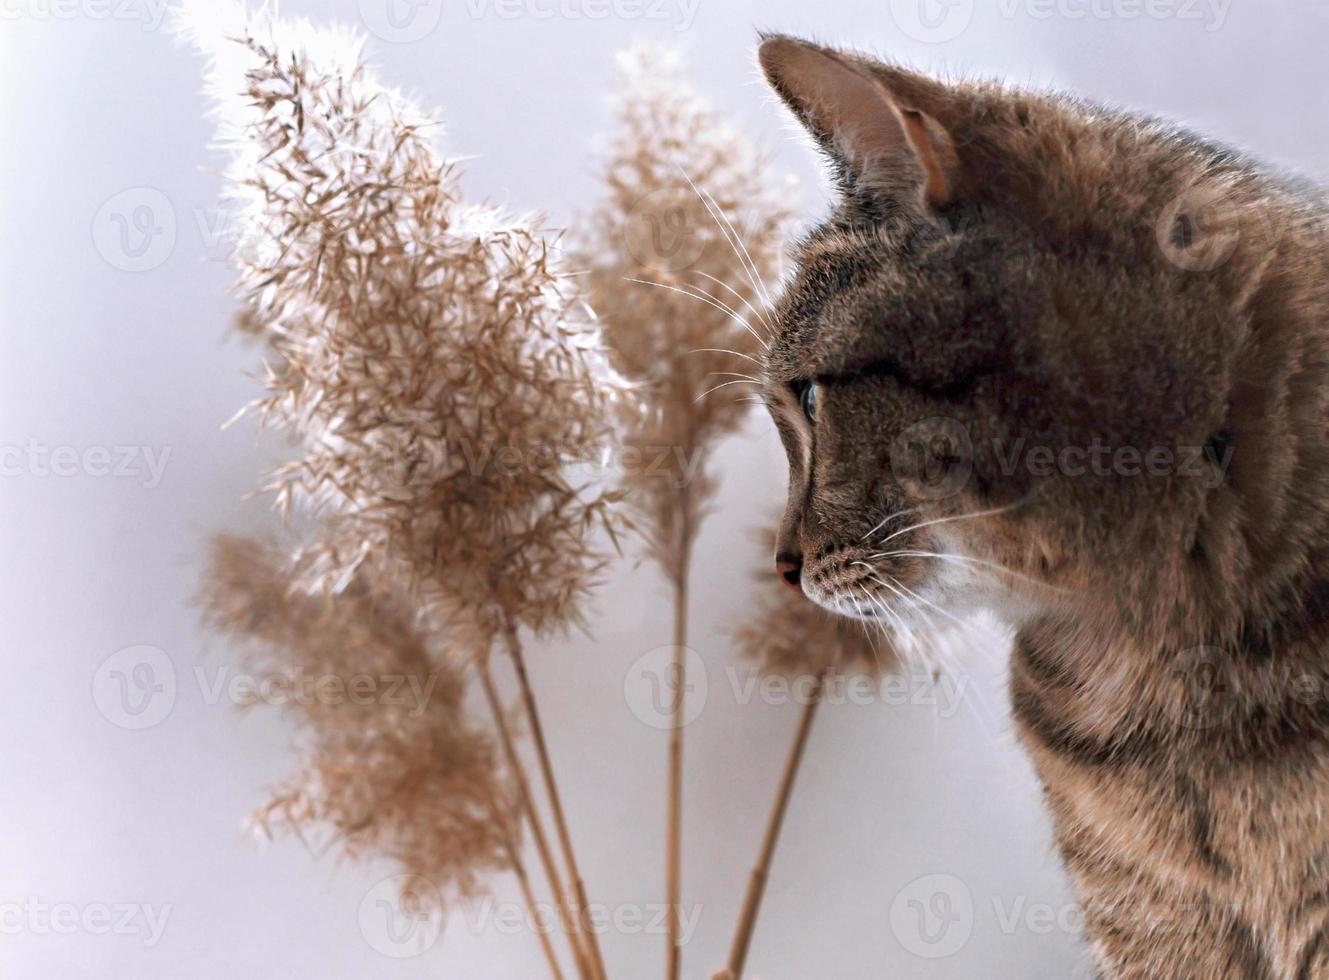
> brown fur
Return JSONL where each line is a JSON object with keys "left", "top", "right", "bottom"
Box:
{"left": 757, "top": 34, "right": 1329, "bottom": 978}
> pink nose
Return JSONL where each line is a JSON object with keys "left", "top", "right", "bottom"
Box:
{"left": 775, "top": 555, "right": 802, "bottom": 592}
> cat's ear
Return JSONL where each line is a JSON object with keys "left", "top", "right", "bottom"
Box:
{"left": 758, "top": 35, "right": 958, "bottom": 214}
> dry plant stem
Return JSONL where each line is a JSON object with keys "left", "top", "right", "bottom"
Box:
{"left": 502, "top": 624, "right": 608, "bottom": 980}
{"left": 502, "top": 832, "right": 568, "bottom": 980}
{"left": 479, "top": 659, "right": 592, "bottom": 979}
{"left": 720, "top": 670, "right": 827, "bottom": 980}
{"left": 665, "top": 522, "right": 693, "bottom": 980}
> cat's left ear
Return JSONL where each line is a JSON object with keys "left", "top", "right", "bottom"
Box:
{"left": 758, "top": 35, "right": 958, "bottom": 214}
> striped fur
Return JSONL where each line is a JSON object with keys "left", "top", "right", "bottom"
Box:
{"left": 757, "top": 36, "right": 1329, "bottom": 977}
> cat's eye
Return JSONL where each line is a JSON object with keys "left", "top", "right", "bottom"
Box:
{"left": 798, "top": 380, "right": 817, "bottom": 422}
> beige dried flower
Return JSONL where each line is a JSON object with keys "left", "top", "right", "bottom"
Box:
{"left": 200, "top": 534, "right": 518, "bottom": 899}
{"left": 576, "top": 44, "right": 795, "bottom": 582}
{"left": 574, "top": 45, "right": 795, "bottom": 980}
{"left": 182, "top": 8, "right": 621, "bottom": 972}
{"left": 180, "top": 1, "right": 626, "bottom": 642}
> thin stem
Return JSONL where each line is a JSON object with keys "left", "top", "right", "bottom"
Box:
{"left": 500, "top": 829, "right": 568, "bottom": 980}
{"left": 479, "top": 658, "right": 591, "bottom": 979}
{"left": 665, "top": 568, "right": 689, "bottom": 980}
{"left": 503, "top": 623, "right": 608, "bottom": 980}
{"left": 717, "top": 671, "right": 826, "bottom": 980}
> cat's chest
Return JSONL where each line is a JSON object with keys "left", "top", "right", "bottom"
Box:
{"left": 1007, "top": 627, "right": 1329, "bottom": 918}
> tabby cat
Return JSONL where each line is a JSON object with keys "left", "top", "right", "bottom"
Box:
{"left": 757, "top": 35, "right": 1329, "bottom": 978}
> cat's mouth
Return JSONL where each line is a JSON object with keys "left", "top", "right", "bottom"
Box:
{"left": 801, "top": 538, "right": 999, "bottom": 636}
{"left": 808, "top": 577, "right": 946, "bottom": 631}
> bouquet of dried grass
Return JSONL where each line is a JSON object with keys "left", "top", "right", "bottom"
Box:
{"left": 575, "top": 45, "right": 794, "bottom": 979}
{"left": 180, "top": 3, "right": 625, "bottom": 975}
{"left": 199, "top": 534, "right": 519, "bottom": 908}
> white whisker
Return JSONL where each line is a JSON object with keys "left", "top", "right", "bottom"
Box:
{"left": 697, "top": 183, "right": 779, "bottom": 320}
{"left": 624, "top": 276, "right": 769, "bottom": 351}
{"left": 876, "top": 498, "right": 1031, "bottom": 548}
{"left": 861, "top": 507, "right": 918, "bottom": 542}
{"left": 678, "top": 166, "right": 779, "bottom": 330}
{"left": 689, "top": 269, "right": 774, "bottom": 334}
{"left": 862, "top": 567, "right": 943, "bottom": 636}
{"left": 690, "top": 347, "right": 763, "bottom": 367}
{"left": 872, "top": 550, "right": 1072, "bottom": 593}
{"left": 852, "top": 561, "right": 966, "bottom": 629}
{"left": 708, "top": 371, "right": 763, "bottom": 384}
{"left": 695, "top": 378, "right": 760, "bottom": 403}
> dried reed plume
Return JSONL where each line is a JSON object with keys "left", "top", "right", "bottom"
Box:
{"left": 575, "top": 44, "right": 794, "bottom": 980}
{"left": 200, "top": 534, "right": 518, "bottom": 902}
{"left": 179, "top": 1, "right": 624, "bottom": 643}
{"left": 713, "top": 529, "right": 898, "bottom": 980}
{"left": 181, "top": 5, "right": 623, "bottom": 975}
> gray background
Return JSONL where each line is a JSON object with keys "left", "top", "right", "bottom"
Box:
{"left": 4, "top": 0, "right": 1328, "bottom": 977}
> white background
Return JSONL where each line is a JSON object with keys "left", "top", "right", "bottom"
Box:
{"left": 4, "top": 0, "right": 1329, "bottom": 977}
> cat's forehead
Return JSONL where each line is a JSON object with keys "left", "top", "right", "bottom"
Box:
{"left": 764, "top": 220, "right": 908, "bottom": 381}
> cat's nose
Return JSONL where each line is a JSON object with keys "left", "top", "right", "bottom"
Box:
{"left": 775, "top": 553, "right": 802, "bottom": 592}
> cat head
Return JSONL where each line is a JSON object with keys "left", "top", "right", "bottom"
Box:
{"left": 756, "top": 36, "right": 1296, "bottom": 641}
